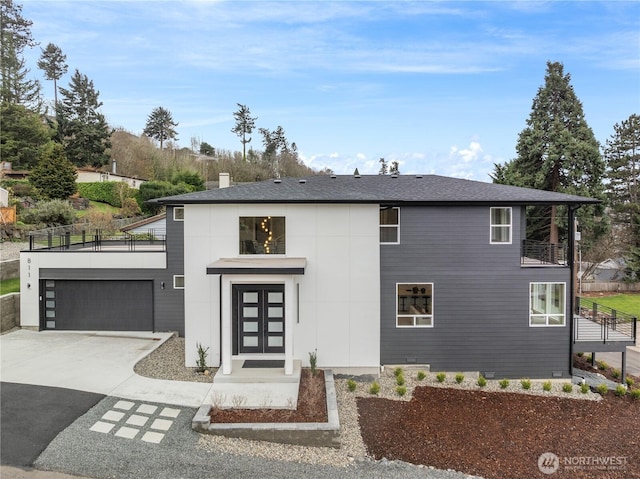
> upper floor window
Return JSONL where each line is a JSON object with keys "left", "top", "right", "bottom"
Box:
{"left": 490, "top": 207, "right": 511, "bottom": 244}
{"left": 397, "top": 283, "right": 433, "bottom": 327}
{"left": 529, "top": 282, "right": 565, "bottom": 326}
{"left": 380, "top": 207, "right": 399, "bottom": 244}
{"left": 173, "top": 207, "right": 184, "bottom": 221}
{"left": 239, "top": 216, "right": 286, "bottom": 254}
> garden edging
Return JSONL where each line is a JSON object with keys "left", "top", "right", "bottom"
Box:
{"left": 192, "top": 370, "right": 340, "bottom": 448}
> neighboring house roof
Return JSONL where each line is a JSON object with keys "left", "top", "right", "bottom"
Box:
{"left": 154, "top": 174, "right": 600, "bottom": 206}
{"left": 121, "top": 213, "right": 166, "bottom": 232}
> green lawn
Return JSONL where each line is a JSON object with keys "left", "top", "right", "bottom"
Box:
{"left": 75, "top": 201, "right": 121, "bottom": 218}
{"left": 584, "top": 294, "right": 640, "bottom": 319}
{"left": 0, "top": 278, "right": 20, "bottom": 295}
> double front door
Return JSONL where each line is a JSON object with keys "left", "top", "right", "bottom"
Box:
{"left": 232, "top": 284, "right": 285, "bottom": 354}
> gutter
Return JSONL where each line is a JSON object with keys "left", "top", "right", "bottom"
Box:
{"left": 568, "top": 204, "right": 581, "bottom": 376}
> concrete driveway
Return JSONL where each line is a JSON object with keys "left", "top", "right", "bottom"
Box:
{"left": 0, "top": 330, "right": 212, "bottom": 407}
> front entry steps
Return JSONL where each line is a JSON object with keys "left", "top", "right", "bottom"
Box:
{"left": 204, "top": 359, "right": 301, "bottom": 409}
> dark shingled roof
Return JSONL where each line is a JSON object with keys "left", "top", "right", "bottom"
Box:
{"left": 154, "top": 174, "right": 599, "bottom": 206}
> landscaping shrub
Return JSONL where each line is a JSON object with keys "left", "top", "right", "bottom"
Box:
{"left": 396, "top": 386, "right": 407, "bottom": 397}
{"left": 396, "top": 374, "right": 405, "bottom": 386}
{"left": 369, "top": 382, "right": 380, "bottom": 395}
{"left": 416, "top": 371, "right": 426, "bottom": 381}
{"left": 630, "top": 388, "right": 640, "bottom": 400}
{"left": 394, "top": 367, "right": 403, "bottom": 378}
{"left": 21, "top": 199, "right": 75, "bottom": 226}
{"left": 436, "top": 372, "right": 446, "bottom": 383}
{"left": 626, "top": 377, "right": 635, "bottom": 388}
{"left": 542, "top": 381, "right": 552, "bottom": 392}
{"left": 477, "top": 376, "right": 487, "bottom": 387}
{"left": 612, "top": 368, "right": 621, "bottom": 379}
{"left": 597, "top": 360, "right": 608, "bottom": 371}
{"left": 77, "top": 182, "right": 134, "bottom": 208}
{"left": 347, "top": 379, "right": 357, "bottom": 392}
{"left": 596, "top": 383, "right": 608, "bottom": 396}
{"left": 520, "top": 378, "right": 531, "bottom": 390}
{"left": 614, "top": 385, "right": 627, "bottom": 397}
{"left": 499, "top": 378, "right": 509, "bottom": 389}
{"left": 562, "top": 383, "right": 573, "bottom": 393}
{"left": 580, "top": 383, "right": 590, "bottom": 394}
{"left": 455, "top": 373, "right": 464, "bottom": 384}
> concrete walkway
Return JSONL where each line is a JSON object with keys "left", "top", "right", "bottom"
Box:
{"left": 0, "top": 330, "right": 212, "bottom": 408}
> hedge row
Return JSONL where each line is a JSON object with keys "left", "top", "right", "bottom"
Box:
{"left": 77, "top": 182, "right": 134, "bottom": 207}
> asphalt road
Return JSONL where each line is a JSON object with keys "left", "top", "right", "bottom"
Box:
{"left": 1, "top": 382, "right": 104, "bottom": 467}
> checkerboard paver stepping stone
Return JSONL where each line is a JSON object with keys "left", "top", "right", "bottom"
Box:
{"left": 159, "top": 407, "right": 180, "bottom": 418}
{"left": 90, "top": 421, "right": 115, "bottom": 434}
{"left": 102, "top": 410, "right": 125, "bottom": 422}
{"left": 113, "top": 400, "right": 135, "bottom": 411}
{"left": 141, "top": 431, "right": 164, "bottom": 444}
{"left": 136, "top": 404, "right": 158, "bottom": 414}
{"left": 126, "top": 414, "right": 149, "bottom": 427}
{"left": 150, "top": 418, "right": 173, "bottom": 431}
{"left": 114, "top": 426, "right": 139, "bottom": 439}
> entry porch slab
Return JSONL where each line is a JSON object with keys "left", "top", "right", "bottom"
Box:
{"left": 204, "top": 359, "right": 301, "bottom": 409}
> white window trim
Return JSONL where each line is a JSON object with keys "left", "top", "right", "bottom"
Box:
{"left": 380, "top": 207, "right": 400, "bottom": 245}
{"left": 490, "top": 207, "right": 512, "bottom": 244}
{"left": 396, "top": 282, "right": 434, "bottom": 328}
{"left": 173, "top": 207, "right": 185, "bottom": 221}
{"left": 529, "top": 282, "right": 566, "bottom": 327}
{"left": 173, "top": 274, "right": 185, "bottom": 289}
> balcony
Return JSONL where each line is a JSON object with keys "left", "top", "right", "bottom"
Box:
{"left": 573, "top": 297, "right": 637, "bottom": 352}
{"left": 521, "top": 240, "right": 568, "bottom": 267}
{"left": 27, "top": 222, "right": 166, "bottom": 253}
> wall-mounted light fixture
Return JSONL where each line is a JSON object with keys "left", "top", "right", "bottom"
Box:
{"left": 160, "top": 282, "right": 165, "bottom": 290}
{"left": 27, "top": 283, "right": 31, "bottom": 289}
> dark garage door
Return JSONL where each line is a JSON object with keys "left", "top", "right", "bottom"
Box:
{"left": 42, "top": 280, "right": 153, "bottom": 331}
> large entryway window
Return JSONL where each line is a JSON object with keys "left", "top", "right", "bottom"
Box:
{"left": 239, "top": 216, "right": 286, "bottom": 254}
{"left": 232, "top": 284, "right": 285, "bottom": 354}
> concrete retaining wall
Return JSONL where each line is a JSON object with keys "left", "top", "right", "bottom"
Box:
{"left": 1, "top": 259, "right": 19, "bottom": 281}
{"left": 192, "top": 371, "right": 341, "bottom": 448}
{"left": 1, "top": 293, "right": 20, "bottom": 332}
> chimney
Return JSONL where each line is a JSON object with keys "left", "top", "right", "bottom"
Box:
{"left": 219, "top": 172, "right": 230, "bottom": 189}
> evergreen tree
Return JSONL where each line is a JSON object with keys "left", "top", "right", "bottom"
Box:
{"left": 378, "top": 158, "right": 388, "bottom": 175}
{"left": 231, "top": 103, "right": 257, "bottom": 161}
{"left": 57, "top": 69, "right": 111, "bottom": 167}
{"left": 0, "top": 0, "right": 42, "bottom": 108}
{"left": 603, "top": 113, "right": 640, "bottom": 280}
{"left": 390, "top": 160, "right": 400, "bottom": 175}
{"left": 29, "top": 142, "right": 77, "bottom": 200}
{"left": 143, "top": 106, "right": 178, "bottom": 150}
{"left": 37, "top": 43, "right": 68, "bottom": 107}
{"left": 492, "top": 61, "right": 606, "bottom": 248}
{"left": 0, "top": 102, "right": 51, "bottom": 168}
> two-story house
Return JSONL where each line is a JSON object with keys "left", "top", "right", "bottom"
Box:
{"left": 20, "top": 174, "right": 609, "bottom": 379}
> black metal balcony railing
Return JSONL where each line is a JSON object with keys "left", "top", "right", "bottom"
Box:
{"left": 521, "top": 240, "right": 568, "bottom": 266}
{"left": 28, "top": 226, "right": 166, "bottom": 252}
{"left": 574, "top": 297, "right": 637, "bottom": 344}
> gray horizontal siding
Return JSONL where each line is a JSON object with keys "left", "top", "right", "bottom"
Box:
{"left": 380, "top": 206, "right": 572, "bottom": 379}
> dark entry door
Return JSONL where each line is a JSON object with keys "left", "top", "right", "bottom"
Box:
{"left": 232, "top": 285, "right": 285, "bottom": 354}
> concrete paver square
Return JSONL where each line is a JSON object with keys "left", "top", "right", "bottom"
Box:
{"left": 150, "top": 418, "right": 173, "bottom": 431}
{"left": 114, "top": 426, "right": 139, "bottom": 439}
{"left": 125, "top": 414, "right": 148, "bottom": 427}
{"left": 141, "top": 431, "right": 164, "bottom": 444}
{"left": 89, "top": 421, "right": 115, "bottom": 434}
{"left": 102, "top": 410, "right": 125, "bottom": 422}
{"left": 159, "top": 407, "right": 181, "bottom": 418}
{"left": 113, "top": 400, "right": 135, "bottom": 411}
{"left": 136, "top": 404, "right": 157, "bottom": 414}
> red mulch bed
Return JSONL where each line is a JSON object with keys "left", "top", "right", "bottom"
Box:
{"left": 208, "top": 369, "right": 327, "bottom": 423}
{"left": 358, "top": 386, "right": 640, "bottom": 479}
{"left": 573, "top": 354, "right": 640, "bottom": 385}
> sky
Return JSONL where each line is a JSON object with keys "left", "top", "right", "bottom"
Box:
{"left": 21, "top": 1, "right": 640, "bottom": 181}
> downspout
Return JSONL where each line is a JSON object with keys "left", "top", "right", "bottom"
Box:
{"left": 567, "top": 204, "right": 581, "bottom": 376}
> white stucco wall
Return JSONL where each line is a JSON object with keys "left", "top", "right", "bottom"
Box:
{"left": 19, "top": 251, "right": 166, "bottom": 328}
{"left": 182, "top": 203, "right": 381, "bottom": 372}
